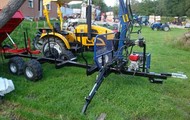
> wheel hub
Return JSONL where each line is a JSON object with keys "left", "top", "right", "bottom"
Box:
{"left": 25, "top": 67, "right": 34, "bottom": 78}
{"left": 43, "top": 42, "right": 62, "bottom": 58}
{"left": 10, "top": 63, "right": 17, "bottom": 73}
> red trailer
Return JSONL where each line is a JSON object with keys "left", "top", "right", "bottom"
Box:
{"left": 0, "top": 10, "right": 43, "bottom": 81}
{"left": 0, "top": 10, "right": 86, "bottom": 81}
{"left": 0, "top": 10, "right": 40, "bottom": 54}
{"left": 0, "top": 10, "right": 24, "bottom": 44}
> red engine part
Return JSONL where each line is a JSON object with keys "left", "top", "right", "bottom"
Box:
{"left": 129, "top": 54, "right": 139, "bottom": 61}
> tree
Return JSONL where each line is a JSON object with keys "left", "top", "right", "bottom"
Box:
{"left": 69, "top": 3, "right": 81, "bottom": 9}
{"left": 92, "top": 0, "right": 108, "bottom": 12}
{"left": 113, "top": 1, "right": 119, "bottom": 21}
{"left": 184, "top": 0, "right": 190, "bottom": 17}
{"left": 0, "top": 0, "right": 26, "bottom": 28}
{"left": 130, "top": 0, "right": 190, "bottom": 17}
{"left": 155, "top": 0, "right": 167, "bottom": 16}
{"left": 131, "top": 0, "right": 140, "bottom": 14}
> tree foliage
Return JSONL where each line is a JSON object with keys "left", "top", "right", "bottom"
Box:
{"left": 92, "top": 0, "right": 108, "bottom": 12}
{"left": 130, "top": 0, "right": 190, "bottom": 17}
{"left": 112, "top": 1, "right": 119, "bottom": 17}
{"left": 71, "top": 0, "right": 109, "bottom": 12}
{"left": 69, "top": 3, "right": 81, "bottom": 9}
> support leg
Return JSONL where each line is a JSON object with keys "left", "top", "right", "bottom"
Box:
{"left": 82, "top": 67, "right": 107, "bottom": 114}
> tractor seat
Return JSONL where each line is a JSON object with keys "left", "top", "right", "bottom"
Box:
{"left": 53, "top": 22, "right": 69, "bottom": 36}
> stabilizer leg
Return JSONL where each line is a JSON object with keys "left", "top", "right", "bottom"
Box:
{"left": 82, "top": 68, "right": 107, "bottom": 114}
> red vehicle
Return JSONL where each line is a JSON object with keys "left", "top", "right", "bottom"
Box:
{"left": 0, "top": 10, "right": 39, "bottom": 54}
{"left": 0, "top": 10, "right": 42, "bottom": 81}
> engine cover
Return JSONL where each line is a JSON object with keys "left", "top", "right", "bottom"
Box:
{"left": 129, "top": 54, "right": 139, "bottom": 61}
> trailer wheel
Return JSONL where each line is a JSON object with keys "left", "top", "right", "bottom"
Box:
{"left": 42, "top": 37, "right": 66, "bottom": 59}
{"left": 24, "top": 60, "right": 43, "bottom": 81}
{"left": 8, "top": 57, "right": 25, "bottom": 75}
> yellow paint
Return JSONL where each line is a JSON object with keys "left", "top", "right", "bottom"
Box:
{"left": 122, "top": 14, "right": 129, "bottom": 22}
{"left": 43, "top": 5, "right": 53, "bottom": 30}
{"left": 57, "top": 3, "right": 63, "bottom": 30}
{"left": 74, "top": 24, "right": 114, "bottom": 46}
{"left": 41, "top": 0, "right": 115, "bottom": 49}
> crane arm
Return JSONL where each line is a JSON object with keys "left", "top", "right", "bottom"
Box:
{"left": 43, "top": 3, "right": 53, "bottom": 30}
{"left": 43, "top": 0, "right": 82, "bottom": 30}
{"left": 57, "top": 3, "right": 63, "bottom": 30}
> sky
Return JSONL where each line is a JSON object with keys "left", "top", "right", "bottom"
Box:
{"left": 104, "top": 0, "right": 117, "bottom": 7}
{"left": 104, "top": 0, "right": 142, "bottom": 7}
{"left": 69, "top": 0, "right": 142, "bottom": 6}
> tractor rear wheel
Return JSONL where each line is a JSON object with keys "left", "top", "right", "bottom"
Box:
{"left": 42, "top": 37, "right": 66, "bottom": 59}
{"left": 8, "top": 56, "right": 25, "bottom": 75}
{"left": 24, "top": 59, "right": 42, "bottom": 81}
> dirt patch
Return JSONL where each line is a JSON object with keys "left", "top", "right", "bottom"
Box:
{"left": 0, "top": 101, "right": 25, "bottom": 120}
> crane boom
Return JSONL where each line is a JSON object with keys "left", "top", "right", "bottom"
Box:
{"left": 42, "top": 0, "right": 82, "bottom": 30}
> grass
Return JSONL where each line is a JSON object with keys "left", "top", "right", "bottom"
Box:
{"left": 0, "top": 21, "right": 190, "bottom": 120}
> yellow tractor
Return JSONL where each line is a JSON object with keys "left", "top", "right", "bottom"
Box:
{"left": 33, "top": 0, "right": 113, "bottom": 60}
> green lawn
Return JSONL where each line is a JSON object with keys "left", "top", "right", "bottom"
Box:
{"left": 0, "top": 22, "right": 190, "bottom": 120}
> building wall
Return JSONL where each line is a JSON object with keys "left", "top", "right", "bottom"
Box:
{"left": 19, "top": 0, "right": 38, "bottom": 18}
{"left": 0, "top": 0, "right": 9, "bottom": 9}
{"left": 20, "top": 0, "right": 58, "bottom": 19}
{"left": 0, "top": 0, "right": 58, "bottom": 19}
{"left": 48, "top": 2, "right": 57, "bottom": 19}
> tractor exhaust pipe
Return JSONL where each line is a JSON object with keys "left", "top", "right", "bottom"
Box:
{"left": 87, "top": 0, "right": 92, "bottom": 40}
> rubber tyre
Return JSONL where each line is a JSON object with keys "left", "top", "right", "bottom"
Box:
{"left": 60, "top": 50, "right": 75, "bottom": 60}
{"left": 153, "top": 27, "right": 158, "bottom": 31}
{"left": 2, "top": 44, "right": 12, "bottom": 49}
{"left": 44, "top": 48, "right": 60, "bottom": 59}
{"left": 163, "top": 26, "right": 169, "bottom": 31}
{"left": 32, "top": 33, "right": 43, "bottom": 50}
{"left": 24, "top": 60, "right": 43, "bottom": 81}
{"left": 8, "top": 57, "right": 25, "bottom": 75}
{"left": 42, "top": 37, "right": 66, "bottom": 59}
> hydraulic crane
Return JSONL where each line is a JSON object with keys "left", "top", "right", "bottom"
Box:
{"left": 81, "top": 0, "right": 187, "bottom": 114}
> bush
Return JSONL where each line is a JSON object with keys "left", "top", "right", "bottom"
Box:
{"left": 172, "top": 31, "right": 190, "bottom": 50}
